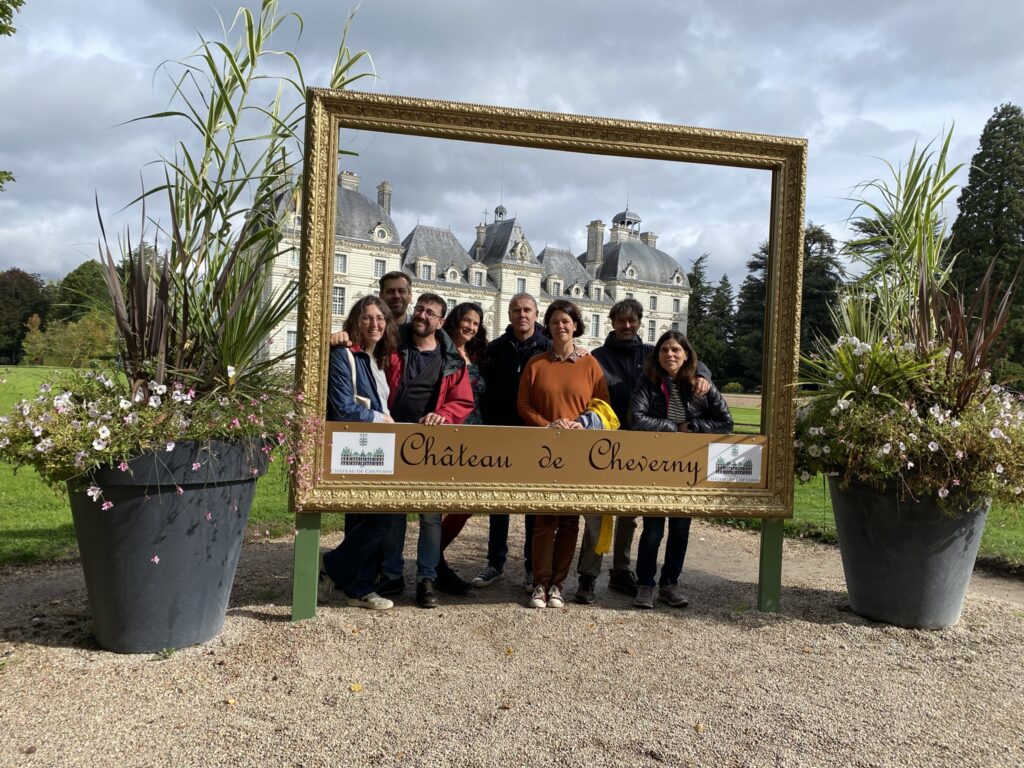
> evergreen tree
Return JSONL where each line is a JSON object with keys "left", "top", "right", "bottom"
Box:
{"left": 732, "top": 243, "right": 768, "bottom": 389}
{"left": 686, "top": 253, "right": 712, "bottom": 329}
{"left": 800, "top": 223, "right": 846, "bottom": 355}
{"left": 949, "top": 103, "right": 1024, "bottom": 374}
{"left": 0, "top": 268, "right": 49, "bottom": 363}
{"left": 696, "top": 274, "right": 736, "bottom": 381}
{"left": 50, "top": 259, "right": 113, "bottom": 324}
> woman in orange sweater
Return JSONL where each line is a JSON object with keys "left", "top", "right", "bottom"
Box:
{"left": 517, "top": 299, "right": 610, "bottom": 609}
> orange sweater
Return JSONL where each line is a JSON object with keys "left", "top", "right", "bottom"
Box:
{"left": 517, "top": 350, "right": 610, "bottom": 426}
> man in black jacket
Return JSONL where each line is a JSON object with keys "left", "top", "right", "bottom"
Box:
{"left": 472, "top": 293, "right": 551, "bottom": 589}
{"left": 575, "top": 299, "right": 710, "bottom": 604}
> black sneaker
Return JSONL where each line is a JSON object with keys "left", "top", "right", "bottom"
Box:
{"left": 377, "top": 575, "right": 405, "bottom": 598}
{"left": 574, "top": 574, "right": 597, "bottom": 604}
{"left": 416, "top": 579, "right": 439, "bottom": 609}
{"left": 435, "top": 560, "right": 472, "bottom": 596}
{"left": 608, "top": 569, "right": 639, "bottom": 597}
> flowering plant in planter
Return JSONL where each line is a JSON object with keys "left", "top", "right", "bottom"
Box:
{"left": 0, "top": 0, "right": 367, "bottom": 494}
{"left": 794, "top": 131, "right": 1024, "bottom": 506}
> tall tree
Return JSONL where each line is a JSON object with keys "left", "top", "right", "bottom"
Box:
{"left": 695, "top": 274, "right": 736, "bottom": 380}
{"left": 949, "top": 103, "right": 1024, "bottom": 374}
{"left": 800, "top": 222, "right": 846, "bottom": 355}
{"left": 0, "top": 268, "right": 49, "bottom": 363}
{"left": 732, "top": 243, "right": 768, "bottom": 389}
{"left": 0, "top": 0, "right": 25, "bottom": 191}
{"left": 686, "top": 253, "right": 712, "bottom": 330}
{"left": 50, "top": 259, "right": 113, "bottom": 323}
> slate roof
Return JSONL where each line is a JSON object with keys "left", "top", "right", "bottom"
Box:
{"left": 402, "top": 224, "right": 472, "bottom": 272}
{"left": 538, "top": 246, "right": 591, "bottom": 286}
{"left": 584, "top": 239, "right": 689, "bottom": 288}
{"left": 334, "top": 186, "right": 401, "bottom": 246}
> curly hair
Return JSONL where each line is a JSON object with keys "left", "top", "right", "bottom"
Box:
{"left": 443, "top": 302, "right": 488, "bottom": 362}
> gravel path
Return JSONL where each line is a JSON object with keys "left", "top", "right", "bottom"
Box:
{"left": 1, "top": 519, "right": 1022, "bottom": 767}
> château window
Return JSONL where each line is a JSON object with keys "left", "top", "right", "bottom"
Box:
{"left": 647, "top": 320, "right": 656, "bottom": 343}
{"left": 374, "top": 259, "right": 387, "bottom": 278}
{"left": 673, "top": 298, "right": 681, "bottom": 313}
{"left": 649, "top": 296, "right": 657, "bottom": 311}
{"left": 286, "top": 330, "right": 297, "bottom": 352}
{"left": 288, "top": 249, "right": 299, "bottom": 268}
{"left": 517, "top": 277, "right": 526, "bottom": 293}
{"left": 332, "top": 286, "right": 346, "bottom": 316}
{"left": 671, "top": 321, "right": 680, "bottom": 332}
{"left": 551, "top": 280, "right": 562, "bottom": 296}
{"left": 473, "top": 271, "right": 484, "bottom": 287}
{"left": 591, "top": 314, "right": 601, "bottom": 338}
{"left": 593, "top": 286, "right": 602, "bottom": 301}
{"left": 420, "top": 263, "right": 433, "bottom": 281}
{"left": 334, "top": 253, "right": 347, "bottom": 274}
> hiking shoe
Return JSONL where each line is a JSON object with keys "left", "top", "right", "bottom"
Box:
{"left": 659, "top": 584, "right": 689, "bottom": 608}
{"left": 634, "top": 585, "right": 655, "bottom": 609}
{"left": 472, "top": 565, "right": 503, "bottom": 588}
{"left": 528, "top": 585, "right": 547, "bottom": 609}
{"left": 416, "top": 579, "right": 439, "bottom": 609}
{"left": 376, "top": 575, "right": 405, "bottom": 598}
{"left": 574, "top": 574, "right": 596, "bottom": 604}
{"left": 608, "top": 568, "right": 639, "bottom": 597}
{"left": 435, "top": 560, "right": 473, "bottom": 595}
{"left": 347, "top": 592, "right": 393, "bottom": 611}
{"left": 546, "top": 585, "right": 565, "bottom": 609}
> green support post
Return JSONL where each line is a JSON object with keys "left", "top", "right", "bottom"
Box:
{"left": 291, "top": 512, "right": 322, "bottom": 621}
{"left": 757, "top": 517, "right": 784, "bottom": 612}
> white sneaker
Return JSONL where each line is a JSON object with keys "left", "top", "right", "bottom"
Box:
{"left": 546, "top": 585, "right": 565, "bottom": 609}
{"left": 528, "top": 585, "right": 547, "bottom": 609}
{"left": 347, "top": 592, "right": 394, "bottom": 610}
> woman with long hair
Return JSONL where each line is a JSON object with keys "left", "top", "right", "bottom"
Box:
{"left": 321, "top": 295, "right": 401, "bottom": 610}
{"left": 433, "top": 302, "right": 489, "bottom": 595}
{"left": 629, "top": 330, "right": 733, "bottom": 609}
{"left": 518, "top": 299, "right": 610, "bottom": 609}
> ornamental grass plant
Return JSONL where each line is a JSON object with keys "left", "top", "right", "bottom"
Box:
{"left": 795, "top": 130, "right": 1024, "bottom": 506}
{"left": 0, "top": 0, "right": 369, "bottom": 491}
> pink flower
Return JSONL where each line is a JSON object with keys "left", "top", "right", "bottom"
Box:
{"left": 191, "top": 462, "right": 202, "bottom": 471}
{"left": 150, "top": 555, "right": 160, "bottom": 564}
{"left": 101, "top": 501, "right": 113, "bottom": 510}
{"left": 230, "top": 418, "right": 240, "bottom": 428}
{"left": 175, "top": 485, "right": 184, "bottom": 496}
{"left": 118, "top": 461, "right": 129, "bottom": 472}
{"left": 205, "top": 511, "right": 212, "bottom": 522}
{"left": 250, "top": 467, "right": 259, "bottom": 476}
{"left": 295, "top": 393, "right": 304, "bottom": 402}
{"left": 86, "top": 485, "right": 102, "bottom": 501}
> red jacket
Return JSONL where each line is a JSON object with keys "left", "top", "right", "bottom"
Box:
{"left": 385, "top": 328, "right": 475, "bottom": 425}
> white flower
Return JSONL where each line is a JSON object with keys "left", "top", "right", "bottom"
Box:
{"left": 938, "top": 488, "right": 949, "bottom": 499}
{"left": 837, "top": 399, "right": 851, "bottom": 410}
{"left": 102, "top": 377, "right": 114, "bottom": 389}
{"left": 990, "top": 428, "right": 1005, "bottom": 439}
{"left": 92, "top": 438, "right": 107, "bottom": 451}
{"left": 119, "top": 399, "right": 132, "bottom": 411}
{"left": 793, "top": 439, "right": 803, "bottom": 448}
{"left": 996, "top": 464, "right": 1005, "bottom": 474}
{"left": 880, "top": 443, "right": 892, "bottom": 455}
{"left": 822, "top": 446, "right": 830, "bottom": 454}
{"left": 835, "top": 372, "right": 845, "bottom": 381}
{"left": 98, "top": 425, "right": 111, "bottom": 440}
{"left": 928, "top": 441, "right": 939, "bottom": 452}
{"left": 166, "top": 441, "right": 175, "bottom": 452}
{"left": 35, "top": 439, "right": 53, "bottom": 453}
{"left": 800, "top": 471, "right": 811, "bottom": 482}
{"left": 86, "top": 485, "right": 102, "bottom": 501}
{"left": 808, "top": 445, "right": 821, "bottom": 457}
{"left": 953, "top": 350, "right": 963, "bottom": 360}
{"left": 154, "top": 384, "right": 167, "bottom": 396}
{"left": 907, "top": 461, "right": 914, "bottom": 469}
{"left": 0, "top": 437, "right": 9, "bottom": 449}
{"left": 227, "top": 366, "right": 236, "bottom": 379}
{"left": 898, "top": 442, "right": 906, "bottom": 451}
{"left": 32, "top": 425, "right": 43, "bottom": 437}
{"left": 148, "top": 396, "right": 161, "bottom": 408}
{"left": 134, "top": 389, "right": 145, "bottom": 403}
{"left": 871, "top": 385, "right": 880, "bottom": 395}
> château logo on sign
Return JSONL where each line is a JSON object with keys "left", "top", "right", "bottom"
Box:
{"left": 331, "top": 432, "right": 396, "bottom": 475}
{"left": 706, "top": 442, "right": 762, "bottom": 483}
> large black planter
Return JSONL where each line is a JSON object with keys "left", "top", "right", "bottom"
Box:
{"left": 828, "top": 477, "right": 989, "bottom": 629}
{"left": 68, "top": 440, "right": 268, "bottom": 653}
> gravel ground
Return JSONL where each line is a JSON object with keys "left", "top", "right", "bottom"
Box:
{"left": 1, "top": 519, "right": 1023, "bottom": 768}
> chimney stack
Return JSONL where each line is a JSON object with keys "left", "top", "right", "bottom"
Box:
{"left": 585, "top": 220, "right": 605, "bottom": 275}
{"left": 339, "top": 171, "right": 360, "bottom": 191}
{"left": 640, "top": 231, "right": 658, "bottom": 249}
{"left": 377, "top": 180, "right": 392, "bottom": 214}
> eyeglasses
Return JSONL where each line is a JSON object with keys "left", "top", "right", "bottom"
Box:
{"left": 412, "top": 306, "right": 442, "bottom": 319}
{"left": 360, "top": 315, "right": 387, "bottom": 325}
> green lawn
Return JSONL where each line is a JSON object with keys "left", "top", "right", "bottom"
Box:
{"left": 2, "top": 367, "right": 1022, "bottom": 573}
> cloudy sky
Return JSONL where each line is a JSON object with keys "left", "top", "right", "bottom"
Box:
{"left": 1, "top": 0, "right": 1022, "bottom": 288}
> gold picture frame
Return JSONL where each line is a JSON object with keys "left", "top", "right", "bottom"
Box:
{"left": 292, "top": 89, "right": 806, "bottom": 519}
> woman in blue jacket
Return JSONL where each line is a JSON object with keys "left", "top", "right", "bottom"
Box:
{"left": 322, "top": 295, "right": 400, "bottom": 610}
{"left": 629, "top": 331, "right": 733, "bottom": 610}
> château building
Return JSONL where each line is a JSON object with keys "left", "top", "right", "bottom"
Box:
{"left": 267, "top": 171, "right": 693, "bottom": 360}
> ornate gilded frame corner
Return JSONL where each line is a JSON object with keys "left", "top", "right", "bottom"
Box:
{"left": 293, "top": 90, "right": 806, "bottom": 517}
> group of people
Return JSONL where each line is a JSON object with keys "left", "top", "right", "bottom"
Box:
{"left": 320, "top": 271, "right": 734, "bottom": 612}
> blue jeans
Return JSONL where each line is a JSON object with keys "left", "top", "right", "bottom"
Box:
{"left": 381, "top": 513, "right": 442, "bottom": 582}
{"left": 636, "top": 516, "right": 692, "bottom": 587}
{"left": 485, "top": 514, "right": 534, "bottom": 572}
{"left": 323, "top": 514, "right": 391, "bottom": 598}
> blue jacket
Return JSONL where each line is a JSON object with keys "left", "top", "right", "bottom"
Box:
{"left": 327, "top": 347, "right": 386, "bottom": 422}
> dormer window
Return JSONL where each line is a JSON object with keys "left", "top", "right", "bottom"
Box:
{"left": 572, "top": 285, "right": 583, "bottom": 298}
{"left": 420, "top": 263, "right": 433, "bottom": 281}
{"left": 447, "top": 268, "right": 460, "bottom": 282}
{"left": 592, "top": 286, "right": 603, "bottom": 301}
{"left": 372, "top": 224, "right": 390, "bottom": 242}
{"left": 551, "top": 280, "right": 562, "bottom": 296}
{"left": 624, "top": 262, "right": 638, "bottom": 280}
{"left": 472, "top": 270, "right": 484, "bottom": 287}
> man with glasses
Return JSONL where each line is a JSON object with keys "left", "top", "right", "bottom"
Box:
{"left": 377, "top": 292, "right": 474, "bottom": 608}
